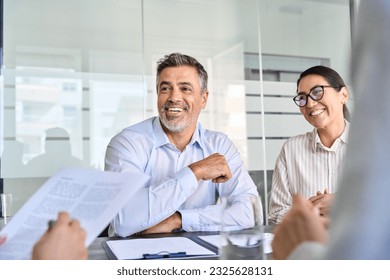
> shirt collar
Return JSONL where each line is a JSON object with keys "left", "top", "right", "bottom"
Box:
{"left": 152, "top": 117, "right": 203, "bottom": 149}
{"left": 152, "top": 117, "right": 170, "bottom": 148}
{"left": 310, "top": 120, "right": 350, "bottom": 152}
{"left": 339, "top": 120, "right": 350, "bottom": 144}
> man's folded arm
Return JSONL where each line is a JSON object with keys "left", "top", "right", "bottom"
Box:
{"left": 111, "top": 167, "right": 198, "bottom": 237}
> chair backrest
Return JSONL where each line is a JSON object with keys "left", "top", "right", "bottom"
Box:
{"left": 248, "top": 170, "right": 273, "bottom": 225}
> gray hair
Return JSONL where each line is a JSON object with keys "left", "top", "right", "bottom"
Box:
{"left": 156, "top": 53, "right": 208, "bottom": 92}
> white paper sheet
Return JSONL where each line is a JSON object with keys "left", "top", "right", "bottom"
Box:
{"left": 0, "top": 167, "right": 149, "bottom": 260}
{"left": 198, "top": 233, "right": 274, "bottom": 254}
{"left": 106, "top": 236, "right": 216, "bottom": 259}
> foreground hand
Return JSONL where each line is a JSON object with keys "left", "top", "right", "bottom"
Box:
{"left": 0, "top": 235, "right": 6, "bottom": 246}
{"left": 32, "top": 212, "right": 87, "bottom": 260}
{"left": 189, "top": 153, "right": 232, "bottom": 183}
{"left": 272, "top": 195, "right": 329, "bottom": 260}
{"left": 137, "top": 212, "right": 182, "bottom": 235}
{"left": 309, "top": 189, "right": 335, "bottom": 216}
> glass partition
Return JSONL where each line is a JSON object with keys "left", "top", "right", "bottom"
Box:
{"left": 1, "top": 0, "right": 353, "bottom": 224}
{"left": 1, "top": 0, "right": 144, "bottom": 211}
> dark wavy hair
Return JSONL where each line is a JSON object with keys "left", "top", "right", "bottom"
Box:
{"left": 297, "top": 65, "right": 350, "bottom": 121}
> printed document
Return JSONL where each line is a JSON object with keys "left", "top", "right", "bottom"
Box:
{"left": 0, "top": 167, "right": 149, "bottom": 259}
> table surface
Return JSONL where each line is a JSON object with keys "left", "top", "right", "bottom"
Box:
{"left": 88, "top": 225, "right": 274, "bottom": 260}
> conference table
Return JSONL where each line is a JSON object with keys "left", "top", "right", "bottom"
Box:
{"left": 88, "top": 225, "right": 274, "bottom": 260}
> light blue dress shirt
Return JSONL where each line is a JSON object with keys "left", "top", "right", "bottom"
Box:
{"left": 105, "top": 116, "right": 260, "bottom": 237}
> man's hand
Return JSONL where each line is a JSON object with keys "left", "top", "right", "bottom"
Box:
{"left": 188, "top": 153, "right": 232, "bottom": 183}
{"left": 271, "top": 195, "right": 329, "bottom": 260}
{"left": 137, "top": 212, "right": 182, "bottom": 235}
{"left": 309, "top": 188, "right": 335, "bottom": 217}
{"left": 32, "top": 212, "right": 87, "bottom": 260}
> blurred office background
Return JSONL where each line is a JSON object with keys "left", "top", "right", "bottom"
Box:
{"left": 0, "top": 0, "right": 356, "bottom": 223}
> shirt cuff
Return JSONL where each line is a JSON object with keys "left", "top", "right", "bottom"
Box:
{"left": 175, "top": 166, "right": 198, "bottom": 196}
{"left": 179, "top": 208, "right": 200, "bottom": 231}
{"left": 175, "top": 167, "right": 199, "bottom": 231}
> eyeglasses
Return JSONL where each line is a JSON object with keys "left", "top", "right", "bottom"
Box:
{"left": 293, "top": 85, "right": 339, "bottom": 107}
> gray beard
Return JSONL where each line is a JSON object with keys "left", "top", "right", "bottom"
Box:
{"left": 159, "top": 115, "right": 190, "bottom": 133}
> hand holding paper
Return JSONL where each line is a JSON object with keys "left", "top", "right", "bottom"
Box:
{"left": 0, "top": 167, "right": 149, "bottom": 260}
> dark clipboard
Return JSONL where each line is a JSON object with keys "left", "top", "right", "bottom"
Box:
{"left": 102, "top": 235, "right": 219, "bottom": 260}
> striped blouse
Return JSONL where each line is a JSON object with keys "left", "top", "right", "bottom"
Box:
{"left": 268, "top": 121, "right": 349, "bottom": 225}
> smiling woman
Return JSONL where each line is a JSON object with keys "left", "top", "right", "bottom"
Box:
{"left": 295, "top": 66, "right": 350, "bottom": 139}
{"left": 268, "top": 65, "right": 350, "bottom": 225}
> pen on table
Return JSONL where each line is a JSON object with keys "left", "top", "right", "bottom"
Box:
{"left": 142, "top": 251, "right": 187, "bottom": 259}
